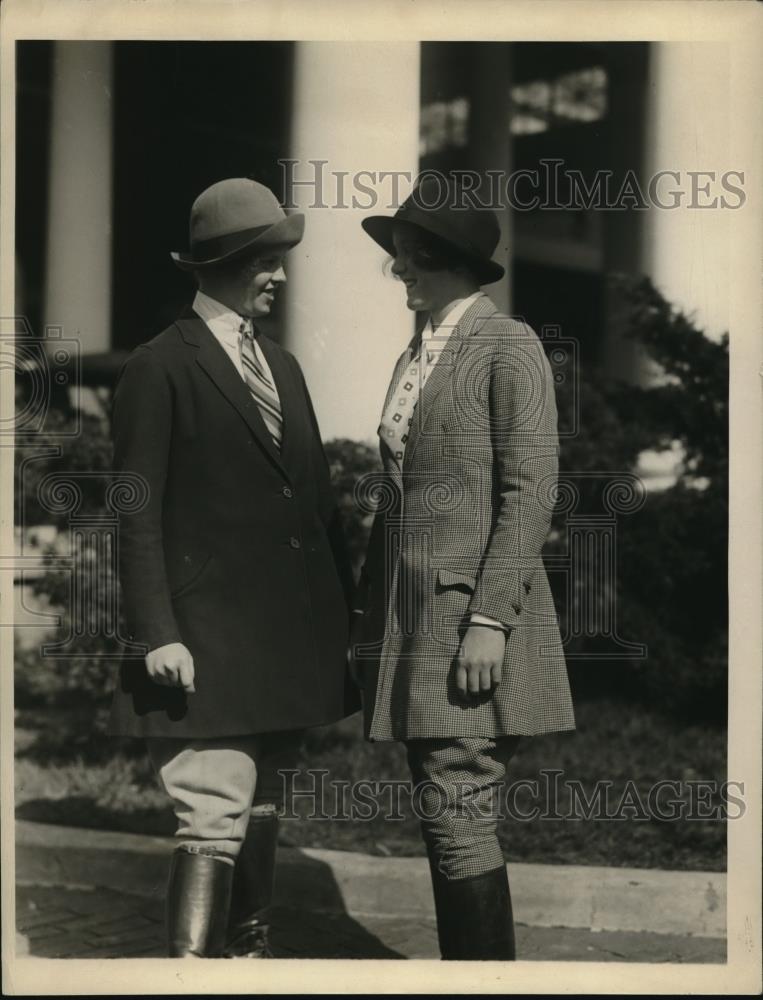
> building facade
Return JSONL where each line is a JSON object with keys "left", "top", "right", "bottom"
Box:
{"left": 16, "top": 40, "right": 729, "bottom": 443}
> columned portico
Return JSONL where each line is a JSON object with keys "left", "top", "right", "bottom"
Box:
{"left": 285, "top": 42, "right": 420, "bottom": 443}
{"left": 642, "top": 43, "right": 730, "bottom": 343}
{"left": 43, "top": 42, "right": 114, "bottom": 353}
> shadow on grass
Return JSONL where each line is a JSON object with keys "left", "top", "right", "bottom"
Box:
{"left": 15, "top": 705, "right": 141, "bottom": 765}
{"left": 16, "top": 795, "right": 177, "bottom": 837}
{"left": 15, "top": 700, "right": 728, "bottom": 871}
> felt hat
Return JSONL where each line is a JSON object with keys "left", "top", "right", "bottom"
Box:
{"left": 171, "top": 178, "right": 304, "bottom": 271}
{"left": 361, "top": 175, "right": 504, "bottom": 285}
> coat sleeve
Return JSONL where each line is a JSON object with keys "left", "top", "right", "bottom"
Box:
{"left": 111, "top": 345, "right": 183, "bottom": 651}
{"left": 467, "top": 324, "right": 559, "bottom": 629}
{"left": 292, "top": 356, "right": 357, "bottom": 611}
{"left": 355, "top": 498, "right": 385, "bottom": 614}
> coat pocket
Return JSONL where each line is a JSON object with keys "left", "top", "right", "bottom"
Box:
{"left": 435, "top": 568, "right": 477, "bottom": 593}
{"left": 170, "top": 553, "right": 213, "bottom": 600}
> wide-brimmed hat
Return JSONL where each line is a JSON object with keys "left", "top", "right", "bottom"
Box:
{"left": 171, "top": 178, "right": 305, "bottom": 271}
{"left": 361, "top": 175, "right": 504, "bottom": 285}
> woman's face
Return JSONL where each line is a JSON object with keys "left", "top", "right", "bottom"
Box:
{"left": 390, "top": 224, "right": 453, "bottom": 315}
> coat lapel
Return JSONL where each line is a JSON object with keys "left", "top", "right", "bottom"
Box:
{"left": 383, "top": 340, "right": 417, "bottom": 414}
{"left": 403, "top": 294, "right": 498, "bottom": 471}
{"left": 176, "top": 313, "right": 289, "bottom": 477}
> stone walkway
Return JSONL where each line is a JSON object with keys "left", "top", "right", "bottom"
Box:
{"left": 16, "top": 881, "right": 726, "bottom": 963}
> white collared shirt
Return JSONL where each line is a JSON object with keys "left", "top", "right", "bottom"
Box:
{"left": 379, "top": 290, "right": 486, "bottom": 462}
{"left": 418, "top": 291, "right": 485, "bottom": 385}
{"left": 192, "top": 289, "right": 279, "bottom": 397}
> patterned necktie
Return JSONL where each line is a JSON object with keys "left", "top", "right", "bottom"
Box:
{"left": 378, "top": 319, "right": 449, "bottom": 469}
{"left": 239, "top": 321, "right": 283, "bottom": 450}
{"left": 378, "top": 351, "right": 421, "bottom": 470}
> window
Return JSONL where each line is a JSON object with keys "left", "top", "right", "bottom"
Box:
{"left": 419, "top": 97, "right": 469, "bottom": 156}
{"left": 511, "top": 66, "right": 608, "bottom": 135}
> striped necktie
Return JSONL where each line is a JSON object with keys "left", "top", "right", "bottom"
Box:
{"left": 239, "top": 321, "right": 283, "bottom": 450}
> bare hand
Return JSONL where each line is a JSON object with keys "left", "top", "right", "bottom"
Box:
{"left": 455, "top": 626, "right": 506, "bottom": 698}
{"left": 145, "top": 642, "right": 195, "bottom": 693}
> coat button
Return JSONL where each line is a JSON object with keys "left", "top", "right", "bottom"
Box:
{"left": 282, "top": 486, "right": 293, "bottom": 498}
{"left": 289, "top": 537, "right": 301, "bottom": 549}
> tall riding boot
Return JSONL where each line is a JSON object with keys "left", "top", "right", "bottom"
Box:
{"left": 166, "top": 846, "right": 234, "bottom": 957}
{"left": 428, "top": 858, "right": 516, "bottom": 961}
{"left": 224, "top": 811, "right": 279, "bottom": 957}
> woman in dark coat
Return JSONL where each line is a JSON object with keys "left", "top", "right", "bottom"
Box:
{"left": 111, "top": 178, "right": 355, "bottom": 957}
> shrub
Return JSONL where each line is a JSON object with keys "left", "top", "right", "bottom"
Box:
{"left": 15, "top": 404, "right": 125, "bottom": 722}
{"left": 323, "top": 437, "right": 380, "bottom": 573}
{"left": 15, "top": 275, "right": 728, "bottom": 729}
{"left": 548, "top": 275, "right": 728, "bottom": 722}
{"left": 15, "top": 405, "right": 114, "bottom": 528}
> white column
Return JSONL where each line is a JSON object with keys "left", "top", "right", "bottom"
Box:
{"left": 44, "top": 42, "right": 113, "bottom": 353}
{"left": 642, "top": 43, "right": 730, "bottom": 342}
{"left": 636, "top": 43, "right": 731, "bottom": 491}
{"left": 286, "top": 43, "right": 420, "bottom": 443}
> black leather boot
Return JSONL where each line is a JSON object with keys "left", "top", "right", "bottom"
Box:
{"left": 428, "top": 860, "right": 516, "bottom": 961}
{"left": 166, "top": 846, "right": 234, "bottom": 957}
{"left": 224, "top": 811, "right": 279, "bottom": 958}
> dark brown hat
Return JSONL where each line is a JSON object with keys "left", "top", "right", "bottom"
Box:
{"left": 171, "top": 178, "right": 304, "bottom": 271}
{"left": 361, "top": 175, "right": 504, "bottom": 285}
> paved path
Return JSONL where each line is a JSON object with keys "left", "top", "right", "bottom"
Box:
{"left": 16, "top": 882, "right": 726, "bottom": 962}
{"left": 14, "top": 821, "right": 726, "bottom": 963}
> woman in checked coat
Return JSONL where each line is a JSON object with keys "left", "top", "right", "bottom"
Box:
{"left": 354, "top": 176, "right": 575, "bottom": 960}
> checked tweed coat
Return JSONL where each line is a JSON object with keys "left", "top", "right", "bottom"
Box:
{"left": 358, "top": 294, "right": 575, "bottom": 741}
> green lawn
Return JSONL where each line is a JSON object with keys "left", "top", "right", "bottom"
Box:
{"left": 14, "top": 698, "right": 727, "bottom": 871}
